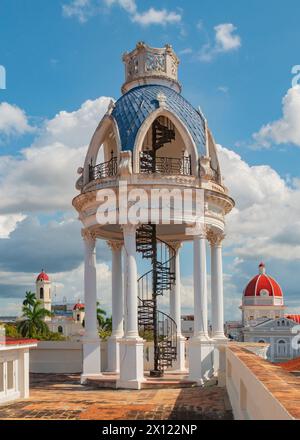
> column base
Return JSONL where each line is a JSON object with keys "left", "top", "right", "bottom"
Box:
{"left": 213, "top": 340, "right": 228, "bottom": 386}
{"left": 80, "top": 373, "right": 103, "bottom": 384}
{"left": 117, "top": 337, "right": 144, "bottom": 390}
{"left": 212, "top": 332, "right": 227, "bottom": 342}
{"left": 169, "top": 336, "right": 187, "bottom": 372}
{"left": 188, "top": 337, "right": 214, "bottom": 384}
{"left": 82, "top": 340, "right": 101, "bottom": 381}
{"left": 107, "top": 335, "right": 122, "bottom": 373}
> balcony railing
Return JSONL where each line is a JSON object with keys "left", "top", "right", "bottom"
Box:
{"left": 140, "top": 152, "right": 192, "bottom": 176}
{"left": 89, "top": 156, "right": 118, "bottom": 181}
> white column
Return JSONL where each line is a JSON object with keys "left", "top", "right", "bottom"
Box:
{"left": 107, "top": 241, "right": 124, "bottom": 373}
{"left": 81, "top": 229, "right": 101, "bottom": 383}
{"left": 117, "top": 224, "right": 144, "bottom": 389}
{"left": 193, "top": 234, "right": 209, "bottom": 339}
{"left": 189, "top": 231, "right": 213, "bottom": 384}
{"left": 209, "top": 231, "right": 226, "bottom": 340}
{"left": 169, "top": 242, "right": 186, "bottom": 372}
{"left": 18, "top": 349, "right": 29, "bottom": 398}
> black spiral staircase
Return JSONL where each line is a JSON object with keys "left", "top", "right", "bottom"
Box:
{"left": 136, "top": 116, "right": 178, "bottom": 377}
{"left": 136, "top": 224, "right": 177, "bottom": 376}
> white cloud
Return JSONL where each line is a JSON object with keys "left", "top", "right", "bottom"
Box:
{"left": 0, "top": 214, "right": 26, "bottom": 239}
{"left": 0, "top": 102, "right": 34, "bottom": 137}
{"left": 254, "top": 86, "right": 300, "bottom": 148}
{"left": 104, "top": 0, "right": 136, "bottom": 15}
{"left": 62, "top": 0, "right": 95, "bottom": 23}
{"left": 199, "top": 23, "right": 241, "bottom": 62}
{"left": 0, "top": 262, "right": 112, "bottom": 316}
{"left": 132, "top": 8, "right": 181, "bottom": 26}
{"left": 218, "top": 85, "right": 229, "bottom": 93}
{"left": 178, "top": 48, "right": 193, "bottom": 56}
{"left": 0, "top": 96, "right": 112, "bottom": 214}
{"left": 218, "top": 145, "right": 300, "bottom": 262}
{"left": 63, "top": 0, "right": 181, "bottom": 26}
{"left": 215, "top": 23, "right": 241, "bottom": 51}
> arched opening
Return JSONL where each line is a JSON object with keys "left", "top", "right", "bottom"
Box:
{"left": 40, "top": 287, "right": 44, "bottom": 300}
{"left": 83, "top": 117, "right": 120, "bottom": 184}
{"left": 134, "top": 110, "right": 198, "bottom": 175}
{"left": 139, "top": 115, "right": 192, "bottom": 176}
{"left": 89, "top": 139, "right": 118, "bottom": 182}
{"left": 58, "top": 325, "right": 63, "bottom": 334}
{"left": 277, "top": 340, "right": 287, "bottom": 356}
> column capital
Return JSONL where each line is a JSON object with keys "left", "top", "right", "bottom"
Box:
{"left": 168, "top": 241, "right": 182, "bottom": 252}
{"left": 81, "top": 228, "right": 96, "bottom": 242}
{"left": 107, "top": 240, "right": 123, "bottom": 251}
{"left": 206, "top": 229, "right": 225, "bottom": 247}
{"left": 194, "top": 224, "right": 209, "bottom": 239}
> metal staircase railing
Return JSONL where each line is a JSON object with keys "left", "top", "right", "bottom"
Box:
{"left": 136, "top": 224, "right": 177, "bottom": 376}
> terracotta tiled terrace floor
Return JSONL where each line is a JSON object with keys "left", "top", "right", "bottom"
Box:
{"left": 0, "top": 373, "right": 233, "bottom": 420}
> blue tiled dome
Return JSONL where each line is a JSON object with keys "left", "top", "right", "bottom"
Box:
{"left": 112, "top": 85, "right": 206, "bottom": 154}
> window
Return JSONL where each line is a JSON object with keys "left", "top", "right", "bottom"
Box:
{"left": 58, "top": 326, "right": 63, "bottom": 334}
{"left": 7, "top": 361, "right": 14, "bottom": 390}
{"left": 40, "top": 287, "right": 44, "bottom": 299}
{"left": 77, "top": 314, "right": 80, "bottom": 322}
{"left": 277, "top": 340, "right": 287, "bottom": 356}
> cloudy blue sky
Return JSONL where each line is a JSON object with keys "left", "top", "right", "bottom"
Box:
{"left": 0, "top": 0, "right": 300, "bottom": 319}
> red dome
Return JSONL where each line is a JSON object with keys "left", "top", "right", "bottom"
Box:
{"left": 73, "top": 303, "right": 85, "bottom": 311}
{"left": 36, "top": 270, "right": 49, "bottom": 282}
{"left": 286, "top": 315, "right": 300, "bottom": 324}
{"left": 244, "top": 264, "right": 283, "bottom": 297}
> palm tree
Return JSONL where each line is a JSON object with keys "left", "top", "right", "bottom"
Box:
{"left": 17, "top": 300, "right": 52, "bottom": 338}
{"left": 102, "top": 316, "right": 112, "bottom": 332}
{"left": 22, "top": 291, "right": 36, "bottom": 307}
{"left": 96, "top": 302, "right": 107, "bottom": 328}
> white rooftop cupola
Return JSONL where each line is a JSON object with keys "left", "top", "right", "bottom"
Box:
{"left": 122, "top": 42, "right": 181, "bottom": 94}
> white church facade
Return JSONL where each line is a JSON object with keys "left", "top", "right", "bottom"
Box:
{"left": 241, "top": 263, "right": 300, "bottom": 362}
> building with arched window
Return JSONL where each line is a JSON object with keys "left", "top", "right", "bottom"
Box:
{"left": 35, "top": 271, "right": 85, "bottom": 339}
{"left": 241, "top": 263, "right": 300, "bottom": 362}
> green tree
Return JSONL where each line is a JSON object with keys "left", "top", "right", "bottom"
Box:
{"left": 17, "top": 298, "right": 52, "bottom": 338}
{"left": 23, "top": 291, "right": 36, "bottom": 307}
{"left": 96, "top": 302, "right": 107, "bottom": 328}
{"left": 102, "top": 316, "right": 112, "bottom": 332}
{"left": 4, "top": 323, "right": 21, "bottom": 338}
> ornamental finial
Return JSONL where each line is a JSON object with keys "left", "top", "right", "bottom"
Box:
{"left": 121, "top": 42, "right": 181, "bottom": 94}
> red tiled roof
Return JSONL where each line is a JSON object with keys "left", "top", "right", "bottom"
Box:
{"left": 0, "top": 337, "right": 38, "bottom": 346}
{"left": 244, "top": 264, "right": 283, "bottom": 297}
{"left": 36, "top": 271, "right": 49, "bottom": 282}
{"left": 286, "top": 315, "right": 300, "bottom": 324}
{"left": 276, "top": 357, "right": 300, "bottom": 372}
{"left": 73, "top": 303, "right": 85, "bottom": 310}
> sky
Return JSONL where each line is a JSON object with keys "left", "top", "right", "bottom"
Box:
{"left": 0, "top": 0, "right": 300, "bottom": 320}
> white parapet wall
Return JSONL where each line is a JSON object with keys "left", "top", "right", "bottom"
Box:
{"left": 0, "top": 339, "right": 37, "bottom": 405}
{"left": 30, "top": 341, "right": 108, "bottom": 373}
{"left": 225, "top": 344, "right": 297, "bottom": 420}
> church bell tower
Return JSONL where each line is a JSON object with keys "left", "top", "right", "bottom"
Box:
{"left": 36, "top": 270, "right": 52, "bottom": 321}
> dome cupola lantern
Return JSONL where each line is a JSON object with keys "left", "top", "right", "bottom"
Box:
{"left": 122, "top": 42, "right": 181, "bottom": 94}
{"left": 241, "top": 263, "right": 285, "bottom": 325}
